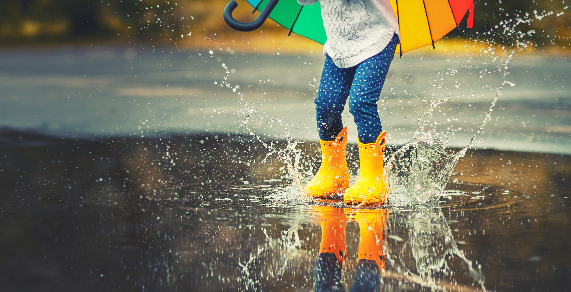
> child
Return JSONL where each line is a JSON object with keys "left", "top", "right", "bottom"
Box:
{"left": 299, "top": 0, "right": 400, "bottom": 205}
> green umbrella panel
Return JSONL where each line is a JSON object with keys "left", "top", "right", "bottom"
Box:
{"left": 236, "top": 0, "right": 327, "bottom": 44}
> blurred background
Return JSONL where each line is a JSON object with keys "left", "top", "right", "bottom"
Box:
{"left": 0, "top": 0, "right": 569, "bottom": 52}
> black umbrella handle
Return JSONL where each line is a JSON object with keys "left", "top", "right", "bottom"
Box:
{"left": 224, "top": 0, "right": 280, "bottom": 32}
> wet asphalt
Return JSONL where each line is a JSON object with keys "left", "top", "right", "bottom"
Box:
{"left": 0, "top": 131, "right": 570, "bottom": 291}
{"left": 0, "top": 46, "right": 570, "bottom": 153}
{"left": 1, "top": 46, "right": 571, "bottom": 292}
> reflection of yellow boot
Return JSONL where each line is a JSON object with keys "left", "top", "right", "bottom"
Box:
{"left": 305, "top": 127, "right": 349, "bottom": 198}
{"left": 344, "top": 132, "right": 388, "bottom": 205}
{"left": 312, "top": 206, "right": 347, "bottom": 262}
{"left": 354, "top": 209, "right": 388, "bottom": 270}
{"left": 312, "top": 206, "right": 347, "bottom": 292}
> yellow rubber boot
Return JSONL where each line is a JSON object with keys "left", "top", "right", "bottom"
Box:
{"left": 344, "top": 132, "right": 388, "bottom": 205}
{"left": 354, "top": 209, "right": 388, "bottom": 270}
{"left": 305, "top": 127, "right": 349, "bottom": 198}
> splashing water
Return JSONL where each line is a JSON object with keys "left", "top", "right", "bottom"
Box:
{"left": 212, "top": 59, "right": 317, "bottom": 207}
{"left": 386, "top": 133, "right": 467, "bottom": 207}
{"left": 236, "top": 224, "right": 314, "bottom": 290}
{"left": 381, "top": 0, "right": 568, "bottom": 208}
{"left": 385, "top": 209, "right": 486, "bottom": 291}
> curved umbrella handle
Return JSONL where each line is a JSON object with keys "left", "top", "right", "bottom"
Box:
{"left": 224, "top": 0, "right": 280, "bottom": 32}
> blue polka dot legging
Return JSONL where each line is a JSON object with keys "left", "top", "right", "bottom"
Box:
{"left": 315, "top": 34, "right": 398, "bottom": 144}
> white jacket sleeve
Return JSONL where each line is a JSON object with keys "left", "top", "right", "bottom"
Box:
{"left": 297, "top": 0, "right": 318, "bottom": 5}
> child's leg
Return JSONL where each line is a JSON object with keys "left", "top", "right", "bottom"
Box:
{"left": 344, "top": 35, "right": 399, "bottom": 205}
{"left": 315, "top": 56, "right": 356, "bottom": 141}
{"left": 348, "top": 35, "right": 398, "bottom": 144}
{"left": 306, "top": 57, "right": 354, "bottom": 198}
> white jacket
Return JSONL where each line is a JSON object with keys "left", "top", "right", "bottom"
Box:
{"left": 297, "top": 0, "right": 400, "bottom": 68}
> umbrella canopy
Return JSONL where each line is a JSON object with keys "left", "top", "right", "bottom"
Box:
{"left": 224, "top": 0, "right": 474, "bottom": 55}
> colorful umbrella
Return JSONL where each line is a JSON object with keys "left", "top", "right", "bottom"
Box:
{"left": 223, "top": 0, "right": 475, "bottom": 55}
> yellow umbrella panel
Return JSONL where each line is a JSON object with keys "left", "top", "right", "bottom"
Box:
{"left": 392, "top": 0, "right": 475, "bottom": 54}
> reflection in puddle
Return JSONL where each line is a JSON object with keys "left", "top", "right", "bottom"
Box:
{"left": 385, "top": 208, "right": 484, "bottom": 291}
{"left": 1, "top": 130, "right": 570, "bottom": 291}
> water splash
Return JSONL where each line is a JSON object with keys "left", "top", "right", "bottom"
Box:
{"left": 385, "top": 209, "right": 486, "bottom": 291}
{"left": 236, "top": 224, "right": 314, "bottom": 290}
{"left": 214, "top": 60, "right": 315, "bottom": 202}
{"left": 384, "top": 0, "right": 560, "bottom": 207}
{"left": 386, "top": 133, "right": 466, "bottom": 207}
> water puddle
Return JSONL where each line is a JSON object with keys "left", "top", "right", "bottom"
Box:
{"left": 1, "top": 130, "right": 570, "bottom": 291}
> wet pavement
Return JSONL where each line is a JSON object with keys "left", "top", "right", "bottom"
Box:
{"left": 0, "top": 46, "right": 570, "bottom": 153}
{"left": 1, "top": 130, "right": 570, "bottom": 291}
{"left": 1, "top": 46, "right": 571, "bottom": 291}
